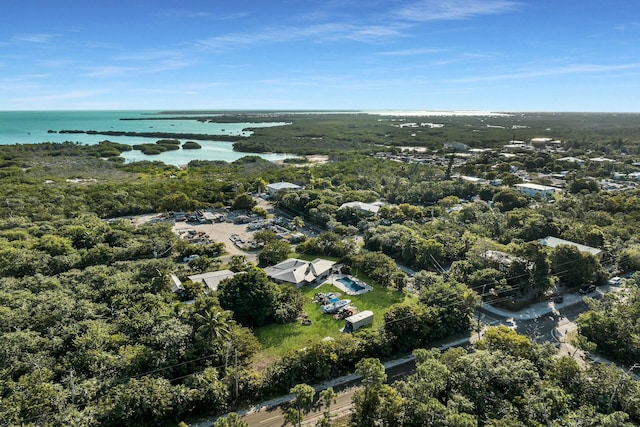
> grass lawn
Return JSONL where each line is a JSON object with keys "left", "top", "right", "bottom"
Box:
{"left": 253, "top": 275, "right": 415, "bottom": 358}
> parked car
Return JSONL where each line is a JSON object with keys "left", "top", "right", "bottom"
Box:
{"left": 183, "top": 254, "right": 200, "bottom": 262}
{"left": 579, "top": 284, "right": 597, "bottom": 295}
{"left": 608, "top": 276, "right": 623, "bottom": 285}
{"left": 554, "top": 295, "right": 564, "bottom": 303}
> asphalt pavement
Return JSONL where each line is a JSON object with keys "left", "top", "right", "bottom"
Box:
{"left": 193, "top": 284, "right": 622, "bottom": 427}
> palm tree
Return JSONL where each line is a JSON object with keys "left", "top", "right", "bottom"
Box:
{"left": 292, "top": 216, "right": 305, "bottom": 230}
{"left": 194, "top": 307, "right": 232, "bottom": 348}
{"left": 255, "top": 177, "right": 267, "bottom": 195}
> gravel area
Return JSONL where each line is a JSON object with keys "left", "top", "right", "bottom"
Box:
{"left": 172, "top": 220, "right": 258, "bottom": 259}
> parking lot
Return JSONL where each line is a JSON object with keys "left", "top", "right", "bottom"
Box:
{"left": 173, "top": 220, "right": 258, "bottom": 259}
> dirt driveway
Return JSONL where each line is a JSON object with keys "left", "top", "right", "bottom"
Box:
{"left": 172, "top": 220, "right": 259, "bottom": 261}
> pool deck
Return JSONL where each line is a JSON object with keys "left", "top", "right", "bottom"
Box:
{"left": 327, "top": 274, "right": 372, "bottom": 295}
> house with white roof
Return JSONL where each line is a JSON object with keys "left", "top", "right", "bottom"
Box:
{"left": 188, "top": 269, "right": 236, "bottom": 292}
{"left": 170, "top": 273, "right": 184, "bottom": 293}
{"left": 539, "top": 236, "right": 603, "bottom": 260}
{"left": 514, "top": 183, "right": 560, "bottom": 198}
{"left": 557, "top": 156, "right": 585, "bottom": 166}
{"left": 264, "top": 258, "right": 335, "bottom": 288}
{"left": 455, "top": 175, "right": 489, "bottom": 185}
{"left": 266, "top": 182, "right": 302, "bottom": 196}
{"left": 338, "top": 201, "right": 384, "bottom": 215}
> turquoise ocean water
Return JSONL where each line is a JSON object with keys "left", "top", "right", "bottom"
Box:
{"left": 0, "top": 110, "right": 291, "bottom": 165}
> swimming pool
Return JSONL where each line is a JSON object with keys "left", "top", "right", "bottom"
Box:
{"left": 337, "top": 276, "right": 365, "bottom": 293}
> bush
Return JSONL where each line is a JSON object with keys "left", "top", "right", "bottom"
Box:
{"left": 182, "top": 141, "right": 201, "bottom": 149}
{"left": 258, "top": 240, "right": 290, "bottom": 266}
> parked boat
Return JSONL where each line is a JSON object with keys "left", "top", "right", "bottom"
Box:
{"left": 321, "top": 299, "right": 351, "bottom": 314}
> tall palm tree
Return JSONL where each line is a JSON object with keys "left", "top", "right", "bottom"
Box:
{"left": 194, "top": 307, "right": 232, "bottom": 348}
{"left": 292, "top": 216, "right": 304, "bottom": 230}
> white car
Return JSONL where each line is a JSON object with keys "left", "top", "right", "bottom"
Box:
{"left": 608, "top": 276, "right": 622, "bottom": 285}
{"left": 183, "top": 254, "right": 200, "bottom": 262}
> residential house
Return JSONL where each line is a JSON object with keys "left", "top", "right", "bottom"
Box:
{"left": 188, "top": 269, "right": 236, "bottom": 292}
{"left": 539, "top": 236, "right": 603, "bottom": 260}
{"left": 514, "top": 183, "right": 560, "bottom": 198}
{"left": 480, "top": 250, "right": 529, "bottom": 272}
{"left": 264, "top": 258, "right": 335, "bottom": 288}
{"left": 266, "top": 182, "right": 302, "bottom": 196}
{"left": 338, "top": 201, "right": 384, "bottom": 216}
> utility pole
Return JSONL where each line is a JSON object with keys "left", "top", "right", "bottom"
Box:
{"left": 69, "top": 369, "right": 76, "bottom": 405}
{"left": 477, "top": 284, "right": 487, "bottom": 339}
{"left": 609, "top": 364, "right": 640, "bottom": 410}
{"left": 234, "top": 348, "right": 239, "bottom": 400}
{"left": 225, "top": 340, "right": 231, "bottom": 370}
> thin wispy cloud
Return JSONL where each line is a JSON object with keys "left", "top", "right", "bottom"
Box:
{"left": 614, "top": 22, "right": 640, "bottom": 31}
{"left": 0, "top": 73, "right": 49, "bottom": 91}
{"left": 81, "top": 66, "right": 137, "bottom": 78}
{"left": 156, "top": 10, "right": 212, "bottom": 19}
{"left": 136, "top": 88, "right": 199, "bottom": 96}
{"left": 10, "top": 89, "right": 106, "bottom": 104}
{"left": 450, "top": 62, "right": 640, "bottom": 83}
{"left": 156, "top": 9, "right": 250, "bottom": 20}
{"left": 193, "top": 1, "right": 517, "bottom": 52}
{"left": 1, "top": 1, "right": 636, "bottom": 111}
{"left": 83, "top": 41, "right": 118, "bottom": 50}
{"left": 37, "top": 59, "right": 77, "bottom": 68}
{"left": 114, "top": 49, "right": 188, "bottom": 62}
{"left": 197, "top": 22, "right": 406, "bottom": 51}
{"left": 81, "top": 59, "right": 191, "bottom": 78}
{"left": 377, "top": 47, "right": 443, "bottom": 56}
{"left": 11, "top": 33, "right": 59, "bottom": 44}
{"left": 395, "top": 0, "right": 519, "bottom": 21}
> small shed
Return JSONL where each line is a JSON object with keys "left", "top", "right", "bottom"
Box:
{"left": 344, "top": 310, "right": 373, "bottom": 333}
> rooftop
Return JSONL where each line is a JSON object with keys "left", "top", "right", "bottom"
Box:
{"left": 515, "top": 183, "right": 559, "bottom": 191}
{"left": 266, "top": 182, "right": 302, "bottom": 191}
{"left": 264, "top": 258, "right": 335, "bottom": 286}
{"left": 188, "top": 269, "right": 236, "bottom": 292}
{"left": 539, "top": 236, "right": 602, "bottom": 257}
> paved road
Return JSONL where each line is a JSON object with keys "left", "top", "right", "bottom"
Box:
{"left": 203, "top": 288, "right": 614, "bottom": 427}
{"left": 242, "top": 387, "right": 358, "bottom": 427}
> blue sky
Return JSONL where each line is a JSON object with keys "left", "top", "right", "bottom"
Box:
{"left": 1, "top": 0, "right": 639, "bottom": 111}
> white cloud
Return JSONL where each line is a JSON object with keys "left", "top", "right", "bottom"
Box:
{"left": 80, "top": 59, "right": 190, "bottom": 78}
{"left": 156, "top": 9, "right": 250, "bottom": 21}
{"left": 114, "top": 49, "right": 189, "bottom": 62}
{"left": 11, "top": 33, "right": 59, "bottom": 44}
{"left": 0, "top": 74, "right": 49, "bottom": 91}
{"left": 81, "top": 66, "right": 136, "bottom": 78}
{"left": 613, "top": 22, "right": 640, "bottom": 32}
{"left": 395, "top": 0, "right": 519, "bottom": 21}
{"left": 450, "top": 63, "right": 640, "bottom": 83}
{"left": 196, "top": 22, "right": 406, "bottom": 51}
{"left": 10, "top": 89, "right": 106, "bottom": 104}
{"left": 377, "top": 47, "right": 443, "bottom": 56}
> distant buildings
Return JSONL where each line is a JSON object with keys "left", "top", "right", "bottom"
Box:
{"left": 539, "top": 236, "right": 603, "bottom": 260}
{"left": 514, "top": 183, "right": 560, "bottom": 198}
{"left": 481, "top": 250, "right": 530, "bottom": 272}
{"left": 339, "top": 201, "right": 384, "bottom": 215}
{"left": 444, "top": 141, "right": 468, "bottom": 151}
{"left": 264, "top": 258, "right": 335, "bottom": 288}
{"left": 557, "top": 156, "right": 585, "bottom": 166}
{"left": 504, "top": 140, "right": 534, "bottom": 151}
{"left": 188, "top": 269, "right": 236, "bottom": 292}
{"left": 266, "top": 182, "right": 302, "bottom": 196}
{"left": 454, "top": 175, "right": 489, "bottom": 185}
{"left": 170, "top": 270, "right": 237, "bottom": 294}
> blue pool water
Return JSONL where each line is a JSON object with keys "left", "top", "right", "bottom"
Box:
{"left": 337, "top": 277, "right": 365, "bottom": 293}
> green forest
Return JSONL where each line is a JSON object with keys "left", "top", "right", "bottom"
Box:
{"left": 1, "top": 112, "right": 640, "bottom": 426}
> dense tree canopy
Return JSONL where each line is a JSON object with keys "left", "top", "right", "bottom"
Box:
{"left": 2, "top": 112, "right": 640, "bottom": 425}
